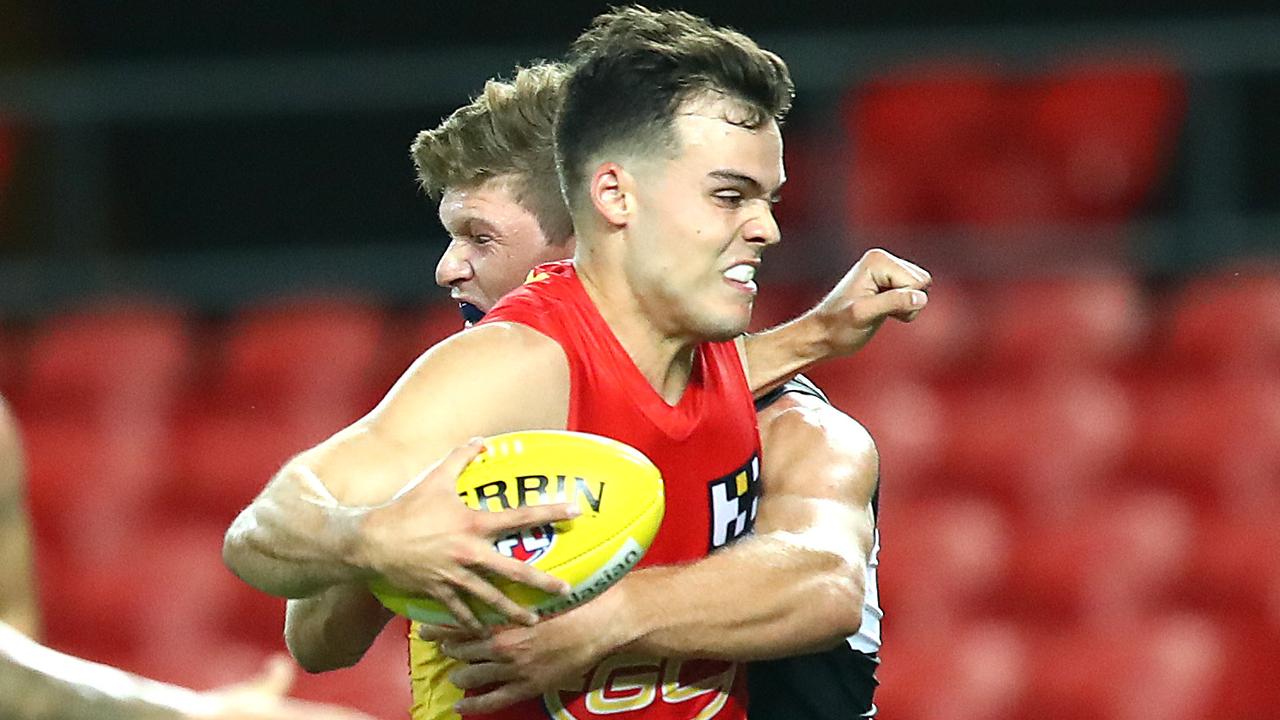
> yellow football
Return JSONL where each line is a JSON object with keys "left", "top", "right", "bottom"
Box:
{"left": 368, "top": 430, "right": 665, "bottom": 626}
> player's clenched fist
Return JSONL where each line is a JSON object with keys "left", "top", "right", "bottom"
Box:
{"left": 810, "top": 248, "right": 932, "bottom": 356}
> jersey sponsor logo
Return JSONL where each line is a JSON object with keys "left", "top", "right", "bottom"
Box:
{"left": 707, "top": 455, "right": 760, "bottom": 550}
{"left": 493, "top": 524, "right": 555, "bottom": 564}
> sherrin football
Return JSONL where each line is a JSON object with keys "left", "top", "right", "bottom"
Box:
{"left": 368, "top": 430, "right": 665, "bottom": 626}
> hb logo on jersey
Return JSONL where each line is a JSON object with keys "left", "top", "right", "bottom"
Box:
{"left": 494, "top": 524, "right": 555, "bottom": 564}
{"left": 707, "top": 454, "right": 760, "bottom": 550}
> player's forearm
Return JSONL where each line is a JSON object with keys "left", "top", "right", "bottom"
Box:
{"left": 285, "top": 584, "right": 393, "bottom": 673}
{"left": 222, "top": 466, "right": 375, "bottom": 599}
{"left": 601, "top": 535, "right": 864, "bottom": 661}
{"left": 0, "top": 492, "right": 41, "bottom": 638}
{"left": 0, "top": 622, "right": 202, "bottom": 720}
{"left": 742, "top": 315, "right": 832, "bottom": 397}
{"left": 0, "top": 401, "right": 40, "bottom": 638}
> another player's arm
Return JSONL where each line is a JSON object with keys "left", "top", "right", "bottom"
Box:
{"left": 441, "top": 393, "right": 878, "bottom": 712}
{"left": 0, "top": 622, "right": 377, "bottom": 720}
{"left": 588, "top": 393, "right": 874, "bottom": 658}
{"left": 0, "top": 399, "right": 39, "bottom": 638}
{"left": 656, "top": 248, "right": 926, "bottom": 648}
{"left": 222, "top": 323, "right": 575, "bottom": 626}
{"left": 739, "top": 248, "right": 931, "bottom": 396}
{"left": 284, "top": 584, "right": 392, "bottom": 673}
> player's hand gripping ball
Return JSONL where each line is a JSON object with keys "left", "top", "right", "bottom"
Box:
{"left": 368, "top": 430, "right": 664, "bottom": 625}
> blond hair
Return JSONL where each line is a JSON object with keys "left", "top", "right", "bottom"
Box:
{"left": 411, "top": 62, "right": 573, "bottom": 244}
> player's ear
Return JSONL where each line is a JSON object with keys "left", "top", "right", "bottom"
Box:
{"left": 589, "top": 162, "right": 633, "bottom": 227}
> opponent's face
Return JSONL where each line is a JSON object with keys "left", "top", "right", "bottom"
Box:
{"left": 624, "top": 100, "right": 784, "bottom": 341}
{"left": 436, "top": 177, "right": 572, "bottom": 322}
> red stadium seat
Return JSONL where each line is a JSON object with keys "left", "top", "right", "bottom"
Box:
{"left": 1208, "top": 370, "right": 1280, "bottom": 517}
{"left": 161, "top": 298, "right": 384, "bottom": 528}
{"left": 39, "top": 521, "right": 272, "bottom": 690}
{"left": 1181, "top": 514, "right": 1280, "bottom": 625}
{"left": 980, "top": 273, "right": 1148, "bottom": 373}
{"left": 1030, "top": 59, "right": 1185, "bottom": 223}
{"left": 22, "top": 415, "right": 171, "bottom": 564}
{"left": 844, "top": 60, "right": 1065, "bottom": 233}
{"left": 1127, "top": 367, "right": 1280, "bottom": 514}
{"left": 938, "top": 368, "right": 1135, "bottom": 512}
{"left": 843, "top": 57, "right": 1184, "bottom": 264}
{"left": 20, "top": 301, "right": 191, "bottom": 420}
{"left": 36, "top": 550, "right": 148, "bottom": 669}
{"left": 34, "top": 505, "right": 240, "bottom": 678}
{"left": 942, "top": 143, "right": 1065, "bottom": 232}
{"left": 19, "top": 305, "right": 190, "bottom": 554}
{"left": 877, "top": 620, "right": 1030, "bottom": 720}
{"left": 1208, "top": 623, "right": 1280, "bottom": 719}
{"left": 1020, "top": 613, "right": 1224, "bottom": 720}
{"left": 218, "top": 563, "right": 289, "bottom": 652}
{"left": 1164, "top": 268, "right": 1280, "bottom": 375}
{"left": 103, "top": 523, "right": 246, "bottom": 680}
{"left": 1124, "top": 372, "right": 1217, "bottom": 492}
{"left": 844, "top": 61, "right": 1006, "bottom": 230}
{"left": 214, "top": 296, "right": 385, "bottom": 422}
{"left": 878, "top": 497, "right": 1013, "bottom": 629}
{"left": 1001, "top": 491, "right": 1195, "bottom": 627}
{"left": 166, "top": 407, "right": 319, "bottom": 525}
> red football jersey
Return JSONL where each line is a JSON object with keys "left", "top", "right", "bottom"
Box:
{"left": 473, "top": 261, "right": 762, "bottom": 720}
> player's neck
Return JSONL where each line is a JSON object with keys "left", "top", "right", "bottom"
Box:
{"left": 576, "top": 259, "right": 697, "bottom": 406}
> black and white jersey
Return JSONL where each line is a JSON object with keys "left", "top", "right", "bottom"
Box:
{"left": 748, "top": 375, "right": 882, "bottom": 719}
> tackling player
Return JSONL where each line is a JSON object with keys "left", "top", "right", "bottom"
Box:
{"left": 224, "top": 7, "right": 925, "bottom": 719}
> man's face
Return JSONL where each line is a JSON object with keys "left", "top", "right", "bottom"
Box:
{"left": 436, "top": 177, "right": 573, "bottom": 323}
{"left": 623, "top": 98, "right": 785, "bottom": 341}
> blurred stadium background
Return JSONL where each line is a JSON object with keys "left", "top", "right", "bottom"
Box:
{"left": 2, "top": 1, "right": 1279, "bottom": 718}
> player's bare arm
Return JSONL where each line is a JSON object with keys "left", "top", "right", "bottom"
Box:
{"left": 284, "top": 584, "right": 393, "bottom": 673}
{"left": 0, "top": 622, "right": 379, "bottom": 720}
{"left": 740, "top": 248, "right": 932, "bottom": 396}
{"left": 435, "top": 392, "right": 878, "bottom": 713}
{"left": 222, "top": 322, "right": 579, "bottom": 630}
{"left": 0, "top": 400, "right": 39, "bottom": 639}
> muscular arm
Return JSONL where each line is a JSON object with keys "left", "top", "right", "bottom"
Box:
{"left": 284, "top": 585, "right": 393, "bottom": 673}
{"left": 598, "top": 392, "right": 876, "bottom": 659}
{"left": 444, "top": 392, "right": 880, "bottom": 711}
{"left": 0, "top": 621, "right": 194, "bottom": 720}
{"left": 0, "top": 622, "right": 378, "bottom": 720}
{"left": 224, "top": 323, "right": 576, "bottom": 667}
{"left": 0, "top": 399, "right": 40, "bottom": 638}
{"left": 738, "top": 316, "right": 831, "bottom": 397}
{"left": 222, "top": 322, "right": 571, "bottom": 598}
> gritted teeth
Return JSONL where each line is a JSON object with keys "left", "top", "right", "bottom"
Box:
{"left": 724, "top": 264, "right": 757, "bottom": 283}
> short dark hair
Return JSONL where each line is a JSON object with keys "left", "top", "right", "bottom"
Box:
{"left": 411, "top": 62, "right": 573, "bottom": 244}
{"left": 556, "top": 5, "right": 794, "bottom": 213}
